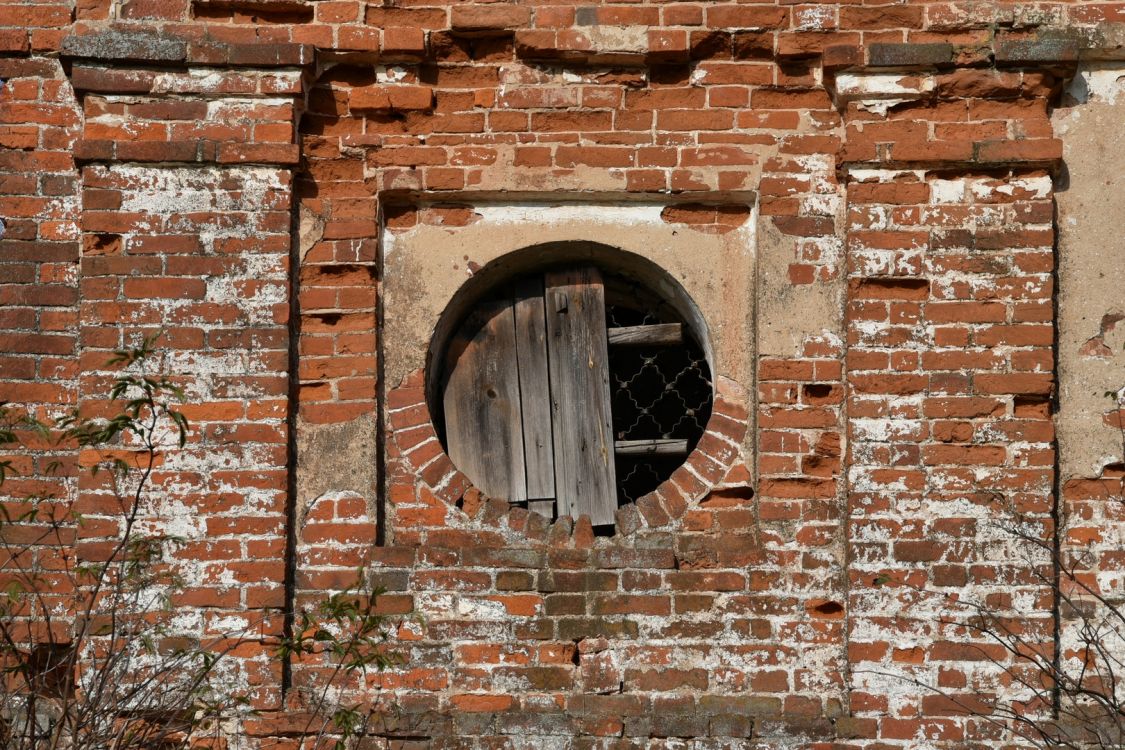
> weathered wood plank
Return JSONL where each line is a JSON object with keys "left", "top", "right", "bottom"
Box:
{"left": 441, "top": 298, "right": 527, "bottom": 503}
{"left": 544, "top": 266, "right": 618, "bottom": 526}
{"left": 614, "top": 438, "right": 690, "bottom": 456}
{"left": 607, "top": 323, "right": 683, "bottom": 347}
{"left": 513, "top": 276, "right": 556, "bottom": 513}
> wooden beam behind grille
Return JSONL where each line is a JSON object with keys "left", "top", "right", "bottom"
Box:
{"left": 614, "top": 439, "right": 690, "bottom": 456}
{"left": 606, "top": 323, "right": 682, "bottom": 347}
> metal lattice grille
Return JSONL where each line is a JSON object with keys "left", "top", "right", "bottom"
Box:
{"left": 609, "top": 345, "right": 712, "bottom": 440}
{"left": 605, "top": 284, "right": 713, "bottom": 505}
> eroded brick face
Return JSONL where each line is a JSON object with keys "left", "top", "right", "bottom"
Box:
{"left": 3, "top": 1, "right": 1125, "bottom": 747}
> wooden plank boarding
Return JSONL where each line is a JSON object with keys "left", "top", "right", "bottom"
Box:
{"left": 607, "top": 323, "right": 683, "bottom": 347}
{"left": 512, "top": 276, "right": 556, "bottom": 518}
{"left": 441, "top": 299, "right": 527, "bottom": 503}
{"left": 544, "top": 266, "right": 618, "bottom": 526}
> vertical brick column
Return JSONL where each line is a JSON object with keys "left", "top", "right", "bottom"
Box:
{"left": 77, "top": 164, "right": 293, "bottom": 709}
{"left": 0, "top": 57, "right": 82, "bottom": 636}
{"left": 752, "top": 93, "right": 851, "bottom": 732}
{"left": 844, "top": 168, "right": 1056, "bottom": 744}
{"left": 52, "top": 51, "right": 307, "bottom": 712}
{"left": 754, "top": 350, "right": 848, "bottom": 719}
{"left": 294, "top": 66, "right": 381, "bottom": 426}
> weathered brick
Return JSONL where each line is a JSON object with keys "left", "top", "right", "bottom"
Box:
{"left": 1, "top": 4, "right": 1104, "bottom": 748}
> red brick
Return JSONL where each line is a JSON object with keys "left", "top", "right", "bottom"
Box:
{"left": 121, "top": 277, "right": 206, "bottom": 299}
{"left": 706, "top": 5, "right": 789, "bottom": 29}
{"left": 382, "top": 27, "right": 426, "bottom": 56}
{"left": 451, "top": 4, "right": 529, "bottom": 31}
{"left": 350, "top": 85, "right": 433, "bottom": 112}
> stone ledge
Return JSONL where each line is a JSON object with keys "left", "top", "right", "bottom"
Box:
{"left": 61, "top": 28, "right": 187, "bottom": 62}
{"left": 61, "top": 25, "right": 313, "bottom": 66}
{"left": 824, "top": 29, "right": 1115, "bottom": 72}
{"left": 54, "top": 21, "right": 1125, "bottom": 73}
{"left": 73, "top": 138, "right": 300, "bottom": 165}
{"left": 188, "top": 39, "right": 312, "bottom": 66}
{"left": 996, "top": 29, "right": 1081, "bottom": 64}
{"left": 514, "top": 27, "right": 690, "bottom": 65}
{"left": 69, "top": 63, "right": 304, "bottom": 95}
{"left": 868, "top": 43, "right": 955, "bottom": 68}
{"left": 1076, "top": 22, "right": 1125, "bottom": 61}
{"left": 838, "top": 137, "right": 1064, "bottom": 173}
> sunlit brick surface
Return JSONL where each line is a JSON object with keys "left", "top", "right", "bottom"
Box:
{"left": 3, "top": 1, "right": 1125, "bottom": 746}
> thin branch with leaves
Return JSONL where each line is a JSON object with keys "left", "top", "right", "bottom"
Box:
{"left": 0, "top": 335, "right": 401, "bottom": 750}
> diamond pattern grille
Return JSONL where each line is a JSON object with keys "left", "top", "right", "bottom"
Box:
{"left": 606, "top": 293, "right": 713, "bottom": 504}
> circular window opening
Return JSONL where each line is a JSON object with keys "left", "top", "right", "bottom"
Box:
{"left": 432, "top": 256, "right": 713, "bottom": 533}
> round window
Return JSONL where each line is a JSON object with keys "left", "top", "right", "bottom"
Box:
{"left": 435, "top": 261, "right": 712, "bottom": 530}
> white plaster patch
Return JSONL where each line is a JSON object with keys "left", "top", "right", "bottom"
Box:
{"left": 970, "top": 174, "right": 1051, "bottom": 202}
{"left": 260, "top": 70, "right": 301, "bottom": 90}
{"left": 857, "top": 99, "right": 912, "bottom": 117}
{"left": 151, "top": 68, "right": 225, "bottom": 93}
{"left": 376, "top": 65, "right": 409, "bottom": 83}
{"left": 115, "top": 165, "right": 285, "bottom": 217}
{"left": 928, "top": 178, "right": 965, "bottom": 205}
{"left": 1066, "top": 63, "right": 1125, "bottom": 105}
{"left": 471, "top": 202, "right": 665, "bottom": 228}
{"left": 848, "top": 465, "right": 909, "bottom": 493}
{"left": 137, "top": 495, "right": 207, "bottom": 540}
{"left": 455, "top": 597, "right": 508, "bottom": 618}
{"left": 793, "top": 153, "right": 834, "bottom": 176}
{"left": 800, "top": 193, "right": 840, "bottom": 217}
{"left": 854, "top": 249, "right": 923, "bottom": 277}
{"left": 586, "top": 25, "right": 647, "bottom": 54}
{"left": 204, "top": 96, "right": 290, "bottom": 120}
{"left": 793, "top": 4, "right": 835, "bottom": 30}
{"left": 851, "top": 418, "right": 923, "bottom": 442}
{"left": 848, "top": 168, "right": 925, "bottom": 184}
{"left": 835, "top": 72, "right": 935, "bottom": 100}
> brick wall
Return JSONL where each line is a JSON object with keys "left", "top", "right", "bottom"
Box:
{"left": 2, "top": 1, "right": 1124, "bottom": 747}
